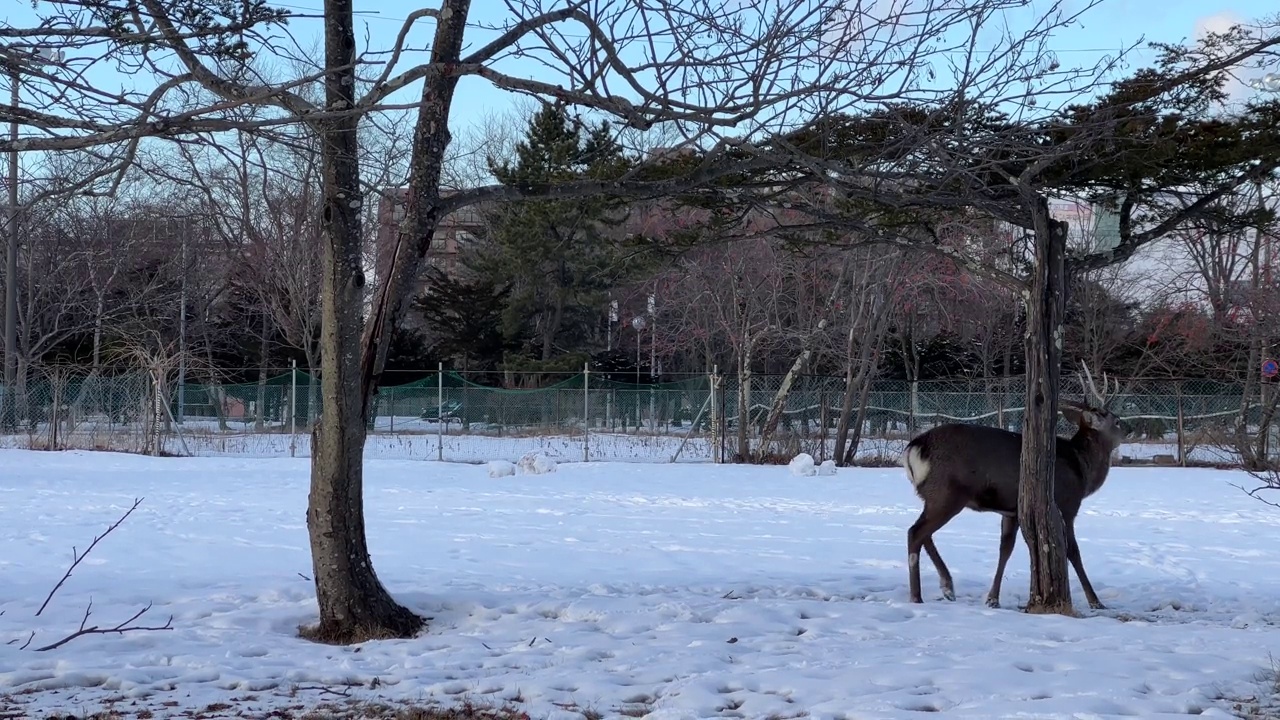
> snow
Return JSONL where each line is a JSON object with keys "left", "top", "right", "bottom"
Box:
{"left": 2, "top": 448, "right": 1280, "bottom": 719}
{"left": 788, "top": 452, "right": 816, "bottom": 476}
{"left": 518, "top": 451, "right": 558, "bottom": 475}
{"left": 487, "top": 459, "right": 517, "bottom": 478}
{"left": 817, "top": 459, "right": 837, "bottom": 476}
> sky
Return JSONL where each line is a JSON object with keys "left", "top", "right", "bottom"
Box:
{"left": 3, "top": 0, "right": 1279, "bottom": 150}
{"left": 333, "top": 0, "right": 1280, "bottom": 129}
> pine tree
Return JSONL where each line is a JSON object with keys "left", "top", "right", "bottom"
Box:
{"left": 464, "top": 107, "right": 640, "bottom": 364}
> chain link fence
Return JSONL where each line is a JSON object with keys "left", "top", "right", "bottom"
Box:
{"left": 0, "top": 366, "right": 1271, "bottom": 465}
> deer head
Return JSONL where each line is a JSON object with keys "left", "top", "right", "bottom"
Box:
{"left": 1062, "top": 362, "right": 1126, "bottom": 444}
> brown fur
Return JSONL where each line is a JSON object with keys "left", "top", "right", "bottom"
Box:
{"left": 901, "top": 400, "right": 1126, "bottom": 610}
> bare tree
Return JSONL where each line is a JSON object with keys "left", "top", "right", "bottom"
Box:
{"left": 5, "top": 0, "right": 1188, "bottom": 638}
{"left": 829, "top": 248, "right": 905, "bottom": 465}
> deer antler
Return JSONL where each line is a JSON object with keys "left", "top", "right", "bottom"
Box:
{"left": 1078, "top": 361, "right": 1113, "bottom": 408}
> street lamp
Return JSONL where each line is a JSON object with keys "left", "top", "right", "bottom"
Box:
{"left": 3, "top": 46, "right": 63, "bottom": 429}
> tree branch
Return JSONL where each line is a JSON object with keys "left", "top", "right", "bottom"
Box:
{"left": 36, "top": 497, "right": 145, "bottom": 617}
{"left": 33, "top": 599, "right": 174, "bottom": 652}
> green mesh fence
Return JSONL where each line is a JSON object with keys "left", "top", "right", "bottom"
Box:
{"left": 1, "top": 369, "right": 1274, "bottom": 462}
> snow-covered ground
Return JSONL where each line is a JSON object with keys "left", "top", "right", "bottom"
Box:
{"left": 2, "top": 449, "right": 1279, "bottom": 719}
{"left": 0, "top": 423, "right": 1244, "bottom": 467}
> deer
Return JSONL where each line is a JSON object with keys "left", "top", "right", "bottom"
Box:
{"left": 900, "top": 363, "right": 1126, "bottom": 610}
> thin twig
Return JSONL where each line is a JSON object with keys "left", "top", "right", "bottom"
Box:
{"left": 5, "top": 631, "right": 34, "bottom": 649}
{"left": 36, "top": 497, "right": 144, "bottom": 617}
{"left": 33, "top": 600, "right": 173, "bottom": 652}
{"left": 292, "top": 684, "right": 353, "bottom": 697}
{"left": 1231, "top": 481, "right": 1280, "bottom": 510}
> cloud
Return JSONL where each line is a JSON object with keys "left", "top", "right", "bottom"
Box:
{"left": 1191, "top": 11, "right": 1261, "bottom": 105}
{"left": 1194, "top": 10, "right": 1243, "bottom": 38}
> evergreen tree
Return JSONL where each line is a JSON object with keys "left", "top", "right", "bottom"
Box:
{"left": 464, "top": 106, "right": 642, "bottom": 364}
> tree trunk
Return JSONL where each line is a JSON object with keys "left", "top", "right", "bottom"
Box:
{"left": 1018, "top": 200, "right": 1073, "bottom": 615}
{"left": 304, "top": 0, "right": 423, "bottom": 645}
{"left": 358, "top": 0, "right": 471, "bottom": 397}
{"left": 736, "top": 347, "right": 753, "bottom": 460}
{"left": 755, "top": 267, "right": 847, "bottom": 460}
{"left": 92, "top": 293, "right": 105, "bottom": 371}
{"left": 204, "top": 327, "right": 229, "bottom": 432}
{"left": 256, "top": 310, "right": 269, "bottom": 431}
{"left": 541, "top": 287, "right": 567, "bottom": 361}
{"left": 835, "top": 296, "right": 892, "bottom": 465}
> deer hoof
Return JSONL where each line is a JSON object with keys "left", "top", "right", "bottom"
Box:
{"left": 985, "top": 596, "right": 1000, "bottom": 609}
{"left": 909, "top": 595, "right": 923, "bottom": 604}
{"left": 1089, "top": 600, "right": 1107, "bottom": 610}
{"left": 942, "top": 588, "right": 956, "bottom": 602}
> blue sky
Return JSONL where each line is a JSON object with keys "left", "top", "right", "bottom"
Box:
{"left": 6, "top": 0, "right": 1279, "bottom": 134}
{"left": 326, "top": 0, "right": 1280, "bottom": 129}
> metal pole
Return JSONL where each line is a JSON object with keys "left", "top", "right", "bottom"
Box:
{"left": 437, "top": 361, "right": 444, "bottom": 462}
{"left": 290, "top": 359, "right": 297, "bottom": 458}
{"left": 3, "top": 65, "right": 19, "bottom": 430}
{"left": 177, "top": 222, "right": 187, "bottom": 423}
{"left": 583, "top": 361, "right": 590, "bottom": 462}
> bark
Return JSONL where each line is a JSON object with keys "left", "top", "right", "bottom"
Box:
{"left": 304, "top": 0, "right": 423, "bottom": 644}
{"left": 92, "top": 293, "right": 105, "bottom": 371}
{"left": 255, "top": 310, "right": 269, "bottom": 431}
{"left": 736, "top": 344, "right": 754, "bottom": 460}
{"left": 203, "top": 325, "right": 229, "bottom": 432}
{"left": 541, "top": 283, "right": 566, "bottom": 361}
{"left": 1018, "top": 199, "right": 1073, "bottom": 615}
{"left": 835, "top": 296, "right": 893, "bottom": 465}
{"left": 359, "top": 0, "right": 471, "bottom": 402}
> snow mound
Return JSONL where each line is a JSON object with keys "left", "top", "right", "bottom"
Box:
{"left": 817, "top": 459, "right": 837, "bottom": 476}
{"left": 487, "top": 460, "right": 517, "bottom": 478}
{"left": 517, "top": 451, "right": 557, "bottom": 475}
{"left": 788, "top": 453, "right": 816, "bottom": 476}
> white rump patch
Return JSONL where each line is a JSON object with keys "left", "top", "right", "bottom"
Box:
{"left": 903, "top": 445, "right": 931, "bottom": 488}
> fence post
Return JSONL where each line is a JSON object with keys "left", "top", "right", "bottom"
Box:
{"left": 710, "top": 365, "right": 719, "bottom": 464}
{"left": 583, "top": 362, "right": 590, "bottom": 462}
{"left": 1176, "top": 380, "right": 1186, "bottom": 467}
{"left": 437, "top": 361, "right": 444, "bottom": 462}
{"left": 290, "top": 359, "right": 297, "bottom": 458}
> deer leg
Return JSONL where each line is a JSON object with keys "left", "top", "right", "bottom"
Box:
{"left": 907, "top": 497, "right": 965, "bottom": 603}
{"left": 1064, "top": 520, "right": 1106, "bottom": 610}
{"left": 985, "top": 514, "right": 1019, "bottom": 608}
{"left": 922, "top": 538, "right": 955, "bottom": 601}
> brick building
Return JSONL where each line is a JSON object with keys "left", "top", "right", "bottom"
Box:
{"left": 373, "top": 187, "right": 488, "bottom": 291}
